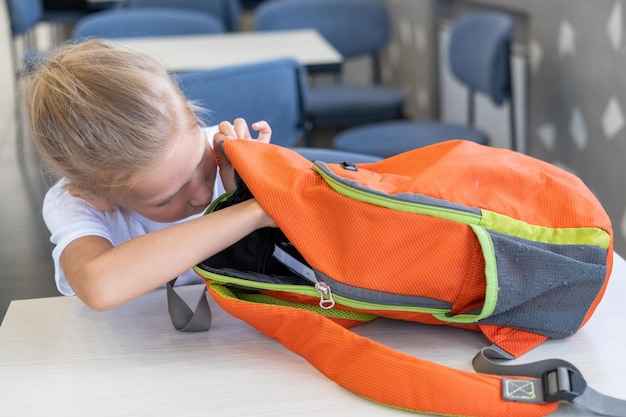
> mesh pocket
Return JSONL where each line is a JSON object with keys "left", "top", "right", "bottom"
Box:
{"left": 477, "top": 230, "right": 608, "bottom": 338}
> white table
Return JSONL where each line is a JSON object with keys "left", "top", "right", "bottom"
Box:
{"left": 107, "top": 29, "right": 343, "bottom": 73}
{"left": 1, "top": 255, "right": 625, "bottom": 416}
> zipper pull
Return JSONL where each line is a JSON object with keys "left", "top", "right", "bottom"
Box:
{"left": 315, "top": 282, "right": 335, "bottom": 309}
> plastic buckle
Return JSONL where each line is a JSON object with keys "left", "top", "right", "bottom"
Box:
{"left": 542, "top": 367, "right": 587, "bottom": 402}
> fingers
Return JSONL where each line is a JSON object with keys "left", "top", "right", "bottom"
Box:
{"left": 251, "top": 120, "right": 272, "bottom": 143}
{"left": 215, "top": 118, "right": 273, "bottom": 143}
{"left": 232, "top": 118, "right": 253, "bottom": 139}
{"left": 214, "top": 120, "right": 236, "bottom": 143}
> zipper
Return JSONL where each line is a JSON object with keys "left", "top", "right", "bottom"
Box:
{"left": 315, "top": 282, "right": 335, "bottom": 309}
{"left": 196, "top": 268, "right": 451, "bottom": 315}
{"left": 312, "top": 163, "right": 482, "bottom": 225}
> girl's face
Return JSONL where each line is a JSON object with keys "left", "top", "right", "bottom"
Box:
{"left": 124, "top": 126, "right": 218, "bottom": 223}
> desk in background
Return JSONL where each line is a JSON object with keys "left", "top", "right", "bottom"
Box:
{"left": 1, "top": 255, "right": 625, "bottom": 416}
{"left": 107, "top": 29, "right": 343, "bottom": 73}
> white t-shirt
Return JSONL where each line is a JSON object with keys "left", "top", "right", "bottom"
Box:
{"left": 43, "top": 126, "right": 225, "bottom": 295}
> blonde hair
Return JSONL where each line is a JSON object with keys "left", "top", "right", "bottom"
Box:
{"left": 23, "top": 39, "right": 203, "bottom": 204}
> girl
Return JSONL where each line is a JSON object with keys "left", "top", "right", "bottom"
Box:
{"left": 23, "top": 39, "right": 275, "bottom": 311}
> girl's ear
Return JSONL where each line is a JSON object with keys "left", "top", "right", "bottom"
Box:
{"left": 67, "top": 186, "right": 114, "bottom": 212}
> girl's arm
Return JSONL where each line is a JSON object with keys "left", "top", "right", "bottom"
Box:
{"left": 61, "top": 199, "right": 273, "bottom": 311}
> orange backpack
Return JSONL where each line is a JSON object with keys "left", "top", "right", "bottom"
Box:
{"left": 192, "top": 139, "right": 623, "bottom": 417}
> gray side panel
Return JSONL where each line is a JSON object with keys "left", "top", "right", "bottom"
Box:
{"left": 477, "top": 231, "right": 608, "bottom": 338}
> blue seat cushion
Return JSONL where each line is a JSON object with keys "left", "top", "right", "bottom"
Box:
{"left": 291, "top": 147, "right": 382, "bottom": 163}
{"left": 333, "top": 121, "right": 490, "bottom": 158}
{"left": 307, "top": 85, "right": 405, "bottom": 126}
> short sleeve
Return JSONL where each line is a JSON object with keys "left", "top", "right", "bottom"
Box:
{"left": 42, "top": 181, "right": 114, "bottom": 295}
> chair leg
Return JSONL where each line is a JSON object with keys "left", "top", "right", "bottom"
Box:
{"left": 468, "top": 89, "right": 476, "bottom": 128}
{"left": 302, "top": 118, "right": 315, "bottom": 147}
{"left": 508, "top": 96, "right": 517, "bottom": 152}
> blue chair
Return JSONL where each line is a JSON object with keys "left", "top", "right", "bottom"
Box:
{"left": 176, "top": 58, "right": 309, "bottom": 147}
{"left": 253, "top": 0, "right": 405, "bottom": 136}
{"left": 72, "top": 8, "right": 225, "bottom": 40}
{"left": 5, "top": 0, "right": 45, "bottom": 65}
{"left": 333, "top": 11, "right": 516, "bottom": 158}
{"left": 6, "top": 0, "right": 44, "bottom": 150}
{"left": 6, "top": 0, "right": 113, "bottom": 48}
{"left": 120, "top": 0, "right": 242, "bottom": 32}
{"left": 5, "top": 0, "right": 42, "bottom": 39}
{"left": 176, "top": 58, "right": 382, "bottom": 164}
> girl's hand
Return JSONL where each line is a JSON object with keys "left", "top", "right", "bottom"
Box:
{"left": 233, "top": 118, "right": 272, "bottom": 143}
{"left": 213, "top": 118, "right": 272, "bottom": 191}
{"left": 214, "top": 118, "right": 272, "bottom": 143}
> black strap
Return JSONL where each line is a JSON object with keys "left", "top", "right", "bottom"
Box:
{"left": 473, "top": 345, "right": 626, "bottom": 416}
{"left": 166, "top": 278, "right": 212, "bottom": 332}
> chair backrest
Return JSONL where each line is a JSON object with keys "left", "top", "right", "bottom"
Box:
{"left": 176, "top": 58, "right": 308, "bottom": 147}
{"left": 121, "top": 0, "right": 242, "bottom": 31}
{"left": 448, "top": 11, "right": 513, "bottom": 106}
{"left": 253, "top": 0, "right": 390, "bottom": 59}
{"left": 5, "top": 0, "right": 43, "bottom": 36}
{"left": 72, "top": 8, "right": 225, "bottom": 41}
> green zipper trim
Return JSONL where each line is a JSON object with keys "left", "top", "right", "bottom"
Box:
{"left": 203, "top": 190, "right": 236, "bottom": 215}
{"left": 195, "top": 268, "right": 452, "bottom": 315}
{"left": 313, "top": 164, "right": 482, "bottom": 225}
{"left": 195, "top": 268, "right": 317, "bottom": 296}
{"left": 431, "top": 225, "right": 499, "bottom": 324}
{"left": 331, "top": 293, "right": 448, "bottom": 314}
{"left": 209, "top": 282, "right": 378, "bottom": 321}
{"left": 480, "top": 210, "right": 611, "bottom": 248}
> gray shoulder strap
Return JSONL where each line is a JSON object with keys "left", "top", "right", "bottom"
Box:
{"left": 473, "top": 345, "right": 626, "bottom": 416}
{"left": 166, "top": 279, "right": 212, "bottom": 332}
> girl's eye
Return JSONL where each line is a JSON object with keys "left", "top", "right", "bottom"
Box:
{"left": 155, "top": 199, "right": 173, "bottom": 208}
